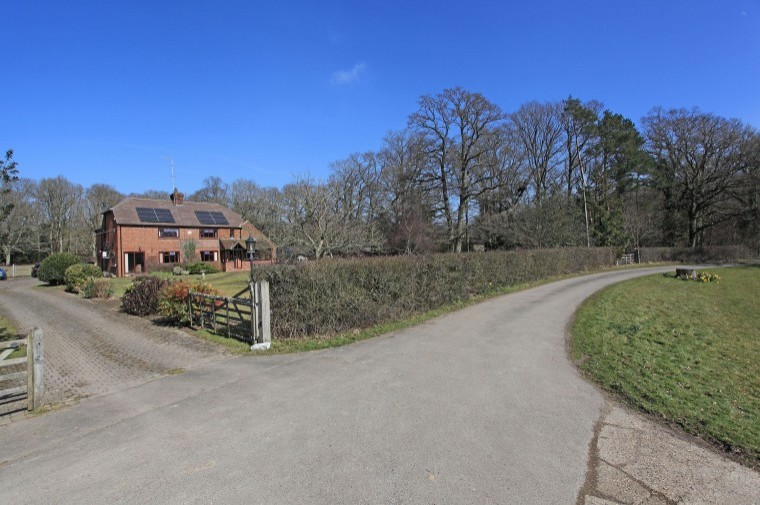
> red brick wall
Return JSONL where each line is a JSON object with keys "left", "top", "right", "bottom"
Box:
{"left": 112, "top": 225, "right": 241, "bottom": 276}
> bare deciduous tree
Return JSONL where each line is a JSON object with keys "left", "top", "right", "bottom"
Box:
{"left": 644, "top": 107, "right": 751, "bottom": 247}
{"left": 409, "top": 87, "right": 504, "bottom": 251}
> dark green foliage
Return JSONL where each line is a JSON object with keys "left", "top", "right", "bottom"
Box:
{"left": 121, "top": 276, "right": 168, "bottom": 316}
{"left": 186, "top": 262, "right": 217, "bottom": 274}
{"left": 82, "top": 278, "right": 113, "bottom": 299}
{"left": 64, "top": 263, "right": 102, "bottom": 293}
{"left": 254, "top": 248, "right": 617, "bottom": 339}
{"left": 638, "top": 246, "right": 755, "bottom": 263}
{"left": 37, "top": 253, "right": 80, "bottom": 285}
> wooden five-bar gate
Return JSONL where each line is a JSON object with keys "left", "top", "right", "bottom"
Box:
{"left": 188, "top": 281, "right": 271, "bottom": 346}
{"left": 0, "top": 328, "right": 44, "bottom": 415}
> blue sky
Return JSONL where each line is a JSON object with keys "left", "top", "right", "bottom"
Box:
{"left": 3, "top": 0, "right": 759, "bottom": 195}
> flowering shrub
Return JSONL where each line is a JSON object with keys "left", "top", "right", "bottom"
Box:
{"left": 697, "top": 272, "right": 720, "bottom": 283}
{"left": 678, "top": 271, "right": 721, "bottom": 283}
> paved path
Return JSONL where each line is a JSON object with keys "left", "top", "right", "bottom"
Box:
{"left": 0, "top": 268, "right": 757, "bottom": 504}
{"left": 0, "top": 277, "right": 230, "bottom": 406}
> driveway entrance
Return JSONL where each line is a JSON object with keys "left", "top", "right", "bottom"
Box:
{"left": 0, "top": 277, "right": 229, "bottom": 405}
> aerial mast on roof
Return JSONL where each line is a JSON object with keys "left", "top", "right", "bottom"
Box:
{"left": 161, "top": 156, "right": 175, "bottom": 192}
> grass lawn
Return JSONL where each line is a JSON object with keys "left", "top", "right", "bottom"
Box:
{"left": 572, "top": 266, "right": 760, "bottom": 466}
{"left": 107, "top": 271, "right": 250, "bottom": 298}
{"left": 0, "top": 314, "right": 25, "bottom": 358}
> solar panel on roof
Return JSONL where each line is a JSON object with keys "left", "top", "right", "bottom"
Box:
{"left": 136, "top": 207, "right": 158, "bottom": 223}
{"left": 136, "top": 207, "right": 175, "bottom": 224}
{"left": 209, "top": 211, "right": 229, "bottom": 225}
{"left": 195, "top": 210, "right": 215, "bottom": 225}
{"left": 154, "top": 208, "right": 175, "bottom": 223}
{"left": 195, "top": 210, "right": 229, "bottom": 226}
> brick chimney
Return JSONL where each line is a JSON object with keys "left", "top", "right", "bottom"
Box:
{"left": 170, "top": 188, "right": 184, "bottom": 205}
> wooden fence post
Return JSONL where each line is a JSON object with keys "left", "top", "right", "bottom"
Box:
{"left": 257, "top": 280, "right": 271, "bottom": 344}
{"left": 27, "top": 328, "right": 43, "bottom": 411}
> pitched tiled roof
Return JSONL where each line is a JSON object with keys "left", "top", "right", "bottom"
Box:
{"left": 109, "top": 198, "right": 245, "bottom": 228}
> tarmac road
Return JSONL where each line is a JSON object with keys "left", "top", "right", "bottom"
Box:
{"left": 0, "top": 267, "right": 687, "bottom": 504}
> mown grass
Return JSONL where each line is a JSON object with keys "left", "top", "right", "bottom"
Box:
{"left": 571, "top": 266, "right": 760, "bottom": 466}
{"left": 0, "top": 314, "right": 25, "bottom": 358}
{"left": 107, "top": 271, "right": 248, "bottom": 298}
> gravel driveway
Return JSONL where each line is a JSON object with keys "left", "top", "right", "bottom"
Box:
{"left": 0, "top": 277, "right": 230, "bottom": 405}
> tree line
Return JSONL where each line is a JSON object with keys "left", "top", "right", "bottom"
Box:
{"left": 2, "top": 88, "right": 758, "bottom": 263}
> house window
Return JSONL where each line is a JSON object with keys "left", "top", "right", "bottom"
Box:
{"left": 229, "top": 229, "right": 235, "bottom": 238}
{"left": 200, "top": 251, "right": 217, "bottom": 262}
{"left": 200, "top": 228, "right": 217, "bottom": 238}
{"left": 160, "top": 251, "right": 180, "bottom": 263}
{"left": 158, "top": 228, "right": 179, "bottom": 238}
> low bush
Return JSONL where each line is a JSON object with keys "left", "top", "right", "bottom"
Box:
{"left": 172, "top": 266, "right": 189, "bottom": 276}
{"left": 64, "top": 263, "right": 103, "bottom": 293}
{"left": 82, "top": 278, "right": 114, "bottom": 299}
{"left": 159, "top": 281, "right": 222, "bottom": 324}
{"left": 37, "top": 253, "right": 80, "bottom": 285}
{"left": 147, "top": 263, "right": 175, "bottom": 274}
{"left": 254, "top": 247, "right": 618, "bottom": 339}
{"left": 186, "top": 262, "right": 217, "bottom": 275}
{"left": 121, "top": 276, "right": 168, "bottom": 316}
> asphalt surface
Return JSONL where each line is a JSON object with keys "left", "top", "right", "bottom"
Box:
{"left": 0, "top": 267, "right": 681, "bottom": 504}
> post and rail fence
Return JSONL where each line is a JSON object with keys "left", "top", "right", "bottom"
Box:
{"left": 0, "top": 328, "right": 44, "bottom": 415}
{"left": 188, "top": 281, "right": 271, "bottom": 348}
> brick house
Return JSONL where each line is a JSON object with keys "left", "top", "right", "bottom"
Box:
{"left": 95, "top": 190, "right": 276, "bottom": 277}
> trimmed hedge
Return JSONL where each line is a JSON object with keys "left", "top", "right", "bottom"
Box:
{"left": 186, "top": 262, "right": 217, "bottom": 275}
{"left": 38, "top": 253, "right": 80, "bottom": 285}
{"left": 638, "top": 245, "right": 755, "bottom": 263}
{"left": 254, "top": 247, "right": 618, "bottom": 339}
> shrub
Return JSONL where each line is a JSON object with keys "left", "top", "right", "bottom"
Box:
{"left": 638, "top": 245, "right": 755, "bottom": 263}
{"left": 159, "top": 281, "right": 222, "bottom": 324}
{"left": 254, "top": 247, "right": 618, "bottom": 340}
{"left": 172, "top": 266, "right": 189, "bottom": 276}
{"left": 64, "top": 263, "right": 103, "bottom": 293}
{"left": 186, "top": 262, "right": 217, "bottom": 275}
{"left": 37, "top": 253, "right": 80, "bottom": 285}
{"left": 121, "top": 276, "right": 168, "bottom": 316}
{"left": 82, "top": 278, "right": 114, "bottom": 299}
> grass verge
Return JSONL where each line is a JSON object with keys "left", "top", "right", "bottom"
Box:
{"left": 0, "top": 314, "right": 25, "bottom": 358}
{"left": 571, "top": 266, "right": 760, "bottom": 467}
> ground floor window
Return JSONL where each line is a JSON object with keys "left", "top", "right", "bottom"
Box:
{"left": 160, "top": 251, "right": 180, "bottom": 263}
{"left": 200, "top": 250, "right": 217, "bottom": 262}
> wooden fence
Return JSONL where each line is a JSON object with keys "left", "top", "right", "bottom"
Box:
{"left": 188, "top": 281, "right": 271, "bottom": 346}
{"left": 0, "top": 328, "right": 44, "bottom": 415}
